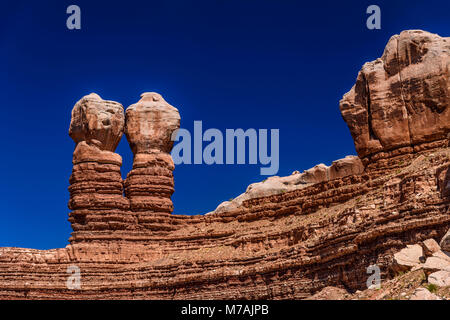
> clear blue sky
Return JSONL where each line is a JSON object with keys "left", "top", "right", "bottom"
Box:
{"left": 0, "top": 0, "right": 449, "bottom": 249}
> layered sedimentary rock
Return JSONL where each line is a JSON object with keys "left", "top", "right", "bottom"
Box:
{"left": 0, "top": 30, "right": 449, "bottom": 300}
{"left": 210, "top": 155, "right": 364, "bottom": 214}
{"left": 68, "top": 93, "right": 131, "bottom": 240}
{"left": 312, "top": 235, "right": 450, "bottom": 300}
{"left": 68, "top": 92, "right": 181, "bottom": 243}
{"left": 124, "top": 92, "right": 180, "bottom": 216}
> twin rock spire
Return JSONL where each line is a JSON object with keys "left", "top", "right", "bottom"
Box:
{"left": 68, "top": 92, "right": 180, "bottom": 242}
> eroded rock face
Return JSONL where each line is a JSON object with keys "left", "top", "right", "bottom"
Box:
{"left": 0, "top": 30, "right": 450, "bottom": 300}
{"left": 69, "top": 93, "right": 125, "bottom": 152}
{"left": 68, "top": 94, "right": 130, "bottom": 238}
{"left": 340, "top": 30, "right": 450, "bottom": 160}
{"left": 124, "top": 93, "right": 180, "bottom": 213}
{"left": 2, "top": 146, "right": 448, "bottom": 300}
{"left": 209, "top": 155, "right": 364, "bottom": 214}
{"left": 125, "top": 92, "right": 180, "bottom": 155}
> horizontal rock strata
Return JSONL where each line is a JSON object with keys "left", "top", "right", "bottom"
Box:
{"left": 68, "top": 94, "right": 131, "bottom": 236}
{"left": 1, "top": 144, "right": 449, "bottom": 299}
{"left": 0, "top": 30, "right": 449, "bottom": 300}
{"left": 124, "top": 92, "right": 180, "bottom": 215}
{"left": 210, "top": 155, "right": 364, "bottom": 215}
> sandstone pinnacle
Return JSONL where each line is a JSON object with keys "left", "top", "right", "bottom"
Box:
{"left": 124, "top": 93, "right": 180, "bottom": 213}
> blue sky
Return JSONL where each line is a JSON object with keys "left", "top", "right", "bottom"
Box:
{"left": 0, "top": 0, "right": 449, "bottom": 249}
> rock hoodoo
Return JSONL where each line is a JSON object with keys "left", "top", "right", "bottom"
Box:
{"left": 0, "top": 30, "right": 449, "bottom": 300}
{"left": 124, "top": 92, "right": 180, "bottom": 214}
{"left": 68, "top": 93, "right": 130, "bottom": 241}
{"left": 68, "top": 92, "right": 181, "bottom": 242}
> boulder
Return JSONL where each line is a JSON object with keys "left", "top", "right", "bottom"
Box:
{"left": 302, "top": 164, "right": 328, "bottom": 184}
{"left": 423, "top": 251, "right": 450, "bottom": 272}
{"left": 428, "top": 271, "right": 450, "bottom": 287}
{"left": 410, "top": 288, "right": 442, "bottom": 300}
{"left": 68, "top": 93, "right": 128, "bottom": 234}
{"left": 392, "top": 244, "right": 424, "bottom": 271}
{"left": 421, "top": 239, "right": 441, "bottom": 257}
{"left": 328, "top": 156, "right": 364, "bottom": 180}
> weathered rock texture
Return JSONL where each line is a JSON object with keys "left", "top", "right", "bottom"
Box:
{"left": 68, "top": 93, "right": 130, "bottom": 239}
{"left": 441, "top": 229, "right": 450, "bottom": 252}
{"left": 124, "top": 92, "right": 180, "bottom": 215}
{"left": 0, "top": 30, "right": 449, "bottom": 300}
{"left": 209, "top": 155, "right": 364, "bottom": 215}
{"left": 69, "top": 92, "right": 181, "bottom": 244}
{"left": 340, "top": 30, "right": 450, "bottom": 165}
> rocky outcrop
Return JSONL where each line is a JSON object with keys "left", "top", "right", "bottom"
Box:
{"left": 340, "top": 30, "right": 450, "bottom": 164}
{"left": 210, "top": 155, "right": 364, "bottom": 214}
{"left": 0, "top": 30, "right": 449, "bottom": 300}
{"left": 68, "top": 92, "right": 181, "bottom": 243}
{"left": 124, "top": 92, "right": 180, "bottom": 214}
{"left": 68, "top": 93, "right": 130, "bottom": 239}
{"left": 389, "top": 234, "right": 450, "bottom": 294}
{"left": 308, "top": 235, "right": 450, "bottom": 300}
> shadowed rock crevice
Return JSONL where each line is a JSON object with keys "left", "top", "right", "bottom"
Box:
{"left": 363, "top": 73, "right": 378, "bottom": 142}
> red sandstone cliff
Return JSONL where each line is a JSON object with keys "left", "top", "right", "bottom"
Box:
{"left": 0, "top": 30, "right": 449, "bottom": 300}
